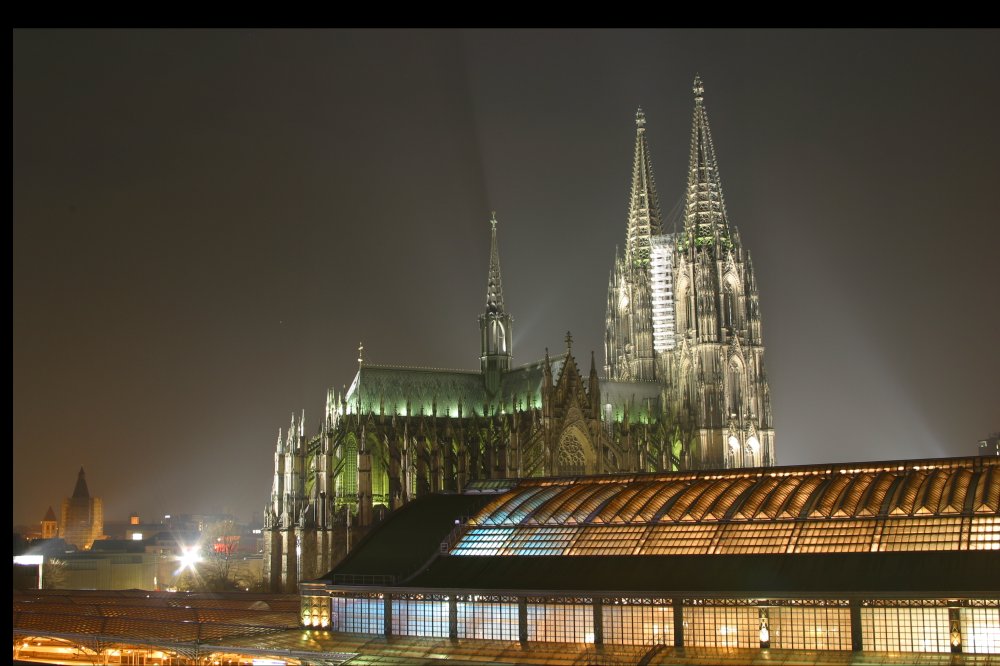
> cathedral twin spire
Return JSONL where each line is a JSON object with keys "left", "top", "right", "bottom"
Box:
{"left": 625, "top": 107, "right": 664, "bottom": 268}
{"left": 684, "top": 75, "right": 732, "bottom": 248}
{"left": 626, "top": 76, "right": 732, "bottom": 258}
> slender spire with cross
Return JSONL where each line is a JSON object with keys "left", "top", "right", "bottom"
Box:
{"left": 684, "top": 74, "right": 731, "bottom": 246}
{"left": 480, "top": 213, "right": 513, "bottom": 389}
{"left": 625, "top": 106, "right": 663, "bottom": 267}
{"left": 485, "top": 212, "right": 505, "bottom": 314}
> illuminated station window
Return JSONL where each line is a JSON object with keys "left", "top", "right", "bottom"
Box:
{"left": 456, "top": 595, "right": 519, "bottom": 641}
{"left": 311, "top": 456, "right": 1000, "bottom": 656}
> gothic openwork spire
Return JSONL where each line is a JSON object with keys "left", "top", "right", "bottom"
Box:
{"left": 480, "top": 212, "right": 513, "bottom": 390}
{"left": 485, "top": 212, "right": 505, "bottom": 314}
{"left": 625, "top": 107, "right": 663, "bottom": 268}
{"left": 684, "top": 75, "right": 731, "bottom": 247}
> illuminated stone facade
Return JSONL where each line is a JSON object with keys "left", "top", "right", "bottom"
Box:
{"left": 264, "top": 78, "right": 777, "bottom": 592}
{"left": 606, "top": 77, "right": 775, "bottom": 469}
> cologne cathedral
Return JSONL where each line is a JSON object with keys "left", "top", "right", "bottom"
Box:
{"left": 263, "top": 77, "right": 776, "bottom": 592}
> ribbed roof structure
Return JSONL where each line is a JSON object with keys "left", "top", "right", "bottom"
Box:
{"left": 452, "top": 456, "right": 999, "bottom": 556}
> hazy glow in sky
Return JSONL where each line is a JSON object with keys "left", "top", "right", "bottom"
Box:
{"left": 13, "top": 29, "right": 1000, "bottom": 526}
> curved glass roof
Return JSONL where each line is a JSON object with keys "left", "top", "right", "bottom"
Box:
{"left": 452, "top": 456, "right": 999, "bottom": 556}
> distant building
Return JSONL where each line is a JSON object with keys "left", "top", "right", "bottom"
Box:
{"left": 61, "top": 541, "right": 158, "bottom": 590}
{"left": 979, "top": 433, "right": 999, "bottom": 457}
{"left": 101, "top": 512, "right": 141, "bottom": 541}
{"left": 59, "top": 467, "right": 103, "bottom": 550}
{"left": 13, "top": 590, "right": 303, "bottom": 664}
{"left": 40, "top": 506, "right": 57, "bottom": 539}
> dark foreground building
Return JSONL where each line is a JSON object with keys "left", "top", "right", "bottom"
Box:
{"left": 300, "top": 455, "right": 1000, "bottom": 657}
{"left": 12, "top": 456, "right": 999, "bottom": 663}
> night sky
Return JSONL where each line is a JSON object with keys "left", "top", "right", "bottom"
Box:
{"left": 13, "top": 30, "right": 1000, "bottom": 528}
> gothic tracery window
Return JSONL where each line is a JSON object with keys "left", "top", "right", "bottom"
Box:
{"left": 722, "top": 279, "right": 742, "bottom": 332}
{"left": 340, "top": 436, "right": 358, "bottom": 497}
{"left": 722, "top": 287, "right": 735, "bottom": 332}
{"left": 676, "top": 286, "right": 692, "bottom": 333}
{"left": 492, "top": 319, "right": 506, "bottom": 353}
{"left": 727, "top": 360, "right": 743, "bottom": 419}
{"left": 557, "top": 432, "right": 587, "bottom": 477}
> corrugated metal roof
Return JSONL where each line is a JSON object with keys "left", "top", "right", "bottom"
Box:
{"left": 453, "top": 456, "right": 999, "bottom": 557}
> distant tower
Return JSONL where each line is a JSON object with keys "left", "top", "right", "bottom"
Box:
{"left": 59, "top": 467, "right": 104, "bottom": 549}
{"left": 606, "top": 107, "right": 663, "bottom": 382}
{"left": 667, "top": 76, "right": 775, "bottom": 468}
{"left": 480, "top": 213, "right": 513, "bottom": 395}
{"left": 40, "top": 506, "right": 58, "bottom": 540}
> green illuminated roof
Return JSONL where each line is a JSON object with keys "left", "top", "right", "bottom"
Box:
{"left": 345, "top": 366, "right": 487, "bottom": 417}
{"left": 340, "top": 357, "right": 665, "bottom": 420}
{"left": 344, "top": 356, "right": 572, "bottom": 417}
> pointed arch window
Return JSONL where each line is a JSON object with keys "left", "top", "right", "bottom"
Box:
{"left": 722, "top": 288, "right": 734, "bottom": 332}
{"left": 492, "top": 318, "right": 507, "bottom": 354}
{"left": 727, "top": 360, "right": 744, "bottom": 420}
{"left": 339, "top": 435, "right": 358, "bottom": 498}
{"left": 746, "top": 435, "right": 760, "bottom": 468}
{"left": 728, "top": 434, "right": 741, "bottom": 467}
{"left": 682, "top": 364, "right": 698, "bottom": 411}
{"left": 676, "top": 285, "right": 693, "bottom": 334}
{"left": 722, "top": 279, "right": 742, "bottom": 332}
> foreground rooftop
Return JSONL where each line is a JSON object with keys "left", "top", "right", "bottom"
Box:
{"left": 11, "top": 590, "right": 999, "bottom": 665}
{"left": 300, "top": 456, "right": 998, "bottom": 658}
{"left": 321, "top": 455, "right": 1000, "bottom": 591}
